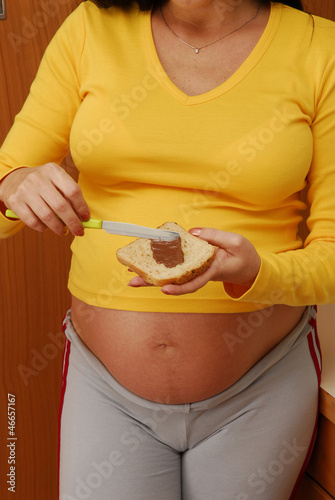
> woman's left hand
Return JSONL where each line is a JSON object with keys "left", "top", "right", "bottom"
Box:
{"left": 128, "top": 227, "right": 261, "bottom": 296}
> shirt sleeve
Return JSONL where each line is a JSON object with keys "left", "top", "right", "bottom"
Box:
{"left": 224, "top": 54, "right": 335, "bottom": 306}
{"left": 0, "top": 4, "right": 86, "bottom": 239}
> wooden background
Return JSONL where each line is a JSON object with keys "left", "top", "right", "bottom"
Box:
{"left": 0, "top": 1, "right": 75, "bottom": 498}
{"left": 0, "top": 0, "right": 334, "bottom": 498}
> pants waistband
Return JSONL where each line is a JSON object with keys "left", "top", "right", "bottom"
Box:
{"left": 62, "top": 305, "right": 317, "bottom": 412}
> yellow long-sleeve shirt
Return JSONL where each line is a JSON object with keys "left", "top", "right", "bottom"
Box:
{"left": 1, "top": 1, "right": 335, "bottom": 313}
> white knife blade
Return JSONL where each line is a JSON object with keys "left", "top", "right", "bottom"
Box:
{"left": 100, "top": 220, "right": 180, "bottom": 241}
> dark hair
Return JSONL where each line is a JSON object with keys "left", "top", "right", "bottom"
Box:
{"left": 83, "top": 0, "right": 305, "bottom": 12}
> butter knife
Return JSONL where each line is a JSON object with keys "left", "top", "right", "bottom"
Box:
{"left": 5, "top": 210, "right": 180, "bottom": 241}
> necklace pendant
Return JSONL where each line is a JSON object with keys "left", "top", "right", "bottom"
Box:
{"left": 195, "top": 48, "right": 199, "bottom": 54}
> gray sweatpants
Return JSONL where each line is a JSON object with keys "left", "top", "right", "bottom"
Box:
{"left": 59, "top": 306, "right": 321, "bottom": 500}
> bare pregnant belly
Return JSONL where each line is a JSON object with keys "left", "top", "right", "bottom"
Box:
{"left": 71, "top": 296, "right": 306, "bottom": 404}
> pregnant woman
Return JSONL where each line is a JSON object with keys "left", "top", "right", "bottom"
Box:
{"left": 0, "top": 0, "right": 332, "bottom": 498}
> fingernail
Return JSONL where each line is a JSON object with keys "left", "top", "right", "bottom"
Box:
{"left": 63, "top": 227, "right": 69, "bottom": 236}
{"left": 190, "top": 227, "right": 202, "bottom": 236}
{"left": 75, "top": 228, "right": 85, "bottom": 237}
{"left": 81, "top": 212, "right": 90, "bottom": 222}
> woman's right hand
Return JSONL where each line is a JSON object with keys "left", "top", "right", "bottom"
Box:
{"left": 0, "top": 163, "right": 90, "bottom": 236}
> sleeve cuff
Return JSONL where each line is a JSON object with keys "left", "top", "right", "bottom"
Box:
{"left": 0, "top": 209, "right": 24, "bottom": 239}
{"left": 0, "top": 165, "right": 28, "bottom": 184}
{"left": 0, "top": 167, "right": 28, "bottom": 238}
{"left": 223, "top": 252, "right": 281, "bottom": 305}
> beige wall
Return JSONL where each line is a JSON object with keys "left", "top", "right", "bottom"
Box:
{"left": 317, "top": 305, "right": 335, "bottom": 395}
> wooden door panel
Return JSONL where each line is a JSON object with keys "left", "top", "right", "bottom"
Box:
{"left": 0, "top": 1, "right": 74, "bottom": 499}
{"left": 295, "top": 475, "right": 334, "bottom": 500}
{"left": 303, "top": 0, "right": 335, "bottom": 18}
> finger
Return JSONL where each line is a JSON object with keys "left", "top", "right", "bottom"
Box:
{"left": 46, "top": 172, "right": 88, "bottom": 235}
{"left": 128, "top": 276, "right": 153, "bottom": 287}
{"left": 161, "top": 264, "right": 217, "bottom": 296}
{"left": 9, "top": 204, "right": 49, "bottom": 233}
{"left": 21, "top": 201, "right": 71, "bottom": 236}
{"left": 189, "top": 227, "right": 243, "bottom": 252}
{"left": 26, "top": 187, "right": 83, "bottom": 236}
{"left": 45, "top": 192, "right": 85, "bottom": 236}
{"left": 7, "top": 201, "right": 69, "bottom": 236}
{"left": 48, "top": 164, "right": 90, "bottom": 221}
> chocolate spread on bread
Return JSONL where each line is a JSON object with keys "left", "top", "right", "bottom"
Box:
{"left": 150, "top": 237, "right": 184, "bottom": 268}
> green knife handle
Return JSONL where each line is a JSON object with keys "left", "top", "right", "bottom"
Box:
{"left": 5, "top": 209, "right": 20, "bottom": 219}
{"left": 82, "top": 219, "right": 102, "bottom": 229}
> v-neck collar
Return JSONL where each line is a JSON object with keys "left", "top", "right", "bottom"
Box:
{"left": 141, "top": 2, "right": 282, "bottom": 105}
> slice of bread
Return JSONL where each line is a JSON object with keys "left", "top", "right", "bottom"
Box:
{"left": 116, "top": 222, "right": 215, "bottom": 286}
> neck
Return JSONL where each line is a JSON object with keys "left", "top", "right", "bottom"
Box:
{"left": 161, "top": 0, "right": 260, "bottom": 33}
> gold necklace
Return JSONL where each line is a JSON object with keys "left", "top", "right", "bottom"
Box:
{"left": 160, "top": 2, "right": 261, "bottom": 54}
